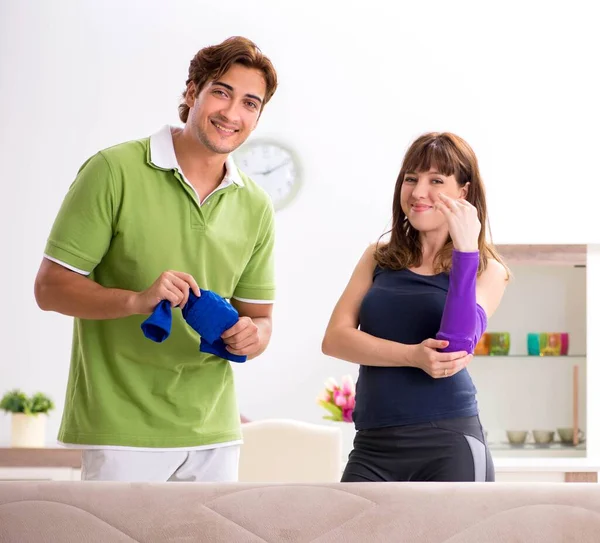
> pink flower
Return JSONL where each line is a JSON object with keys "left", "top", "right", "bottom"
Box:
{"left": 341, "top": 375, "right": 355, "bottom": 396}
{"left": 318, "top": 375, "right": 356, "bottom": 423}
{"left": 334, "top": 389, "right": 348, "bottom": 408}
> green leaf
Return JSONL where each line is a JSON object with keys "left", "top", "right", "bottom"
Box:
{"left": 0, "top": 390, "right": 54, "bottom": 415}
{"left": 30, "top": 393, "right": 55, "bottom": 414}
{"left": 318, "top": 400, "right": 342, "bottom": 421}
{"left": 0, "top": 389, "right": 29, "bottom": 414}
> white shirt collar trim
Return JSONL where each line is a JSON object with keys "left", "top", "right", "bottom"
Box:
{"left": 149, "top": 125, "right": 244, "bottom": 187}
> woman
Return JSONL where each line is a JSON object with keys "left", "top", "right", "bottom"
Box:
{"left": 322, "top": 132, "right": 509, "bottom": 482}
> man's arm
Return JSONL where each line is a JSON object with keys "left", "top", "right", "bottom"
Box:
{"left": 224, "top": 299, "right": 273, "bottom": 360}
{"left": 34, "top": 259, "right": 138, "bottom": 319}
{"left": 224, "top": 200, "right": 276, "bottom": 360}
{"left": 35, "top": 259, "right": 201, "bottom": 320}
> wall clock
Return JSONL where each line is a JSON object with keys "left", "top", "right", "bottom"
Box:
{"left": 234, "top": 139, "right": 301, "bottom": 211}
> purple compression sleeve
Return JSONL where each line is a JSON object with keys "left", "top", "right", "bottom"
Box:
{"left": 436, "top": 250, "right": 488, "bottom": 354}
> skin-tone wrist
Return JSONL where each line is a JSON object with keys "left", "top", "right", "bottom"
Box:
{"left": 453, "top": 245, "right": 479, "bottom": 253}
{"left": 396, "top": 343, "right": 416, "bottom": 367}
{"left": 125, "top": 291, "right": 142, "bottom": 316}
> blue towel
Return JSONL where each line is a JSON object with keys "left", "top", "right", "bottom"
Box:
{"left": 141, "top": 290, "right": 247, "bottom": 363}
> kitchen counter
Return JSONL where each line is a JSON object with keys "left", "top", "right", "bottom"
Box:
{"left": 0, "top": 447, "right": 81, "bottom": 468}
{"left": 494, "top": 457, "right": 600, "bottom": 472}
{"left": 1, "top": 448, "right": 598, "bottom": 482}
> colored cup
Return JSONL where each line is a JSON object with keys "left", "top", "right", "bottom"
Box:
{"left": 557, "top": 427, "right": 585, "bottom": 444}
{"left": 560, "top": 333, "right": 569, "bottom": 355}
{"left": 527, "top": 333, "right": 540, "bottom": 356}
{"left": 506, "top": 430, "right": 528, "bottom": 445}
{"left": 540, "top": 333, "right": 561, "bottom": 356}
{"left": 489, "top": 332, "right": 510, "bottom": 356}
{"left": 474, "top": 333, "right": 490, "bottom": 355}
{"left": 533, "top": 430, "right": 555, "bottom": 444}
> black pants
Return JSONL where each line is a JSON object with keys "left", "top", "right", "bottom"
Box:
{"left": 341, "top": 416, "right": 494, "bottom": 482}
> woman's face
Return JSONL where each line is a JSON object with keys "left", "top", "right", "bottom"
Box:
{"left": 400, "top": 167, "right": 468, "bottom": 232}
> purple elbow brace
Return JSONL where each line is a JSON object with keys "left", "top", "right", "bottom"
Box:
{"left": 436, "top": 250, "right": 487, "bottom": 354}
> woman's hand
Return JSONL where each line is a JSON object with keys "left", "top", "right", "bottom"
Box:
{"left": 436, "top": 193, "right": 481, "bottom": 252}
{"left": 408, "top": 338, "right": 473, "bottom": 379}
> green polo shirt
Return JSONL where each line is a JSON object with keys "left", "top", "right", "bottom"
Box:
{"left": 45, "top": 126, "right": 275, "bottom": 448}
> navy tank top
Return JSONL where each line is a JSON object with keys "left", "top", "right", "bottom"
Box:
{"left": 353, "top": 265, "right": 478, "bottom": 430}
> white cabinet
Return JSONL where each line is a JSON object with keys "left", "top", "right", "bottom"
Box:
{"left": 495, "top": 458, "right": 599, "bottom": 483}
{"left": 473, "top": 244, "right": 592, "bottom": 464}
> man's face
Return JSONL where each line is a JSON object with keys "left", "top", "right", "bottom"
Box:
{"left": 185, "top": 63, "right": 266, "bottom": 155}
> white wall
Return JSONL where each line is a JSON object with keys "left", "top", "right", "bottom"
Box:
{"left": 1, "top": 0, "right": 599, "bottom": 445}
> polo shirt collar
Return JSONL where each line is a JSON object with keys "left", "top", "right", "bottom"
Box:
{"left": 149, "top": 125, "right": 244, "bottom": 187}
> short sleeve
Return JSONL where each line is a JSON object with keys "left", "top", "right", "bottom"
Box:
{"left": 232, "top": 202, "right": 276, "bottom": 302}
{"left": 44, "top": 152, "right": 118, "bottom": 274}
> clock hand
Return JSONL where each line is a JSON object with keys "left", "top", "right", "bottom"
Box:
{"left": 260, "top": 159, "right": 292, "bottom": 176}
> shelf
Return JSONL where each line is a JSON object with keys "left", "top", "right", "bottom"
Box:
{"left": 0, "top": 448, "right": 81, "bottom": 468}
{"left": 489, "top": 442, "right": 586, "bottom": 452}
{"left": 495, "top": 244, "right": 586, "bottom": 266}
{"left": 475, "top": 355, "right": 586, "bottom": 359}
{"left": 493, "top": 458, "right": 598, "bottom": 471}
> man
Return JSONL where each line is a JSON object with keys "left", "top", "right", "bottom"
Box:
{"left": 34, "top": 36, "right": 278, "bottom": 482}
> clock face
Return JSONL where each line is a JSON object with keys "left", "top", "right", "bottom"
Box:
{"left": 234, "top": 140, "right": 301, "bottom": 211}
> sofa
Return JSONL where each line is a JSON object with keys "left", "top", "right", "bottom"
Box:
{"left": 239, "top": 419, "right": 342, "bottom": 482}
{"left": 1, "top": 481, "right": 600, "bottom": 542}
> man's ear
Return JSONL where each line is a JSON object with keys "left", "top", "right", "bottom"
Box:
{"left": 185, "top": 82, "right": 197, "bottom": 108}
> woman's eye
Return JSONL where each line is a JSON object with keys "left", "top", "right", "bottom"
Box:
{"left": 404, "top": 177, "right": 416, "bottom": 183}
{"left": 432, "top": 179, "right": 444, "bottom": 184}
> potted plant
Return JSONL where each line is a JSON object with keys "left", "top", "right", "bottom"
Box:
{"left": 0, "top": 389, "right": 55, "bottom": 448}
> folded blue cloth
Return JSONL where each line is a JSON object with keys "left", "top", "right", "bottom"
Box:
{"left": 141, "top": 289, "right": 247, "bottom": 363}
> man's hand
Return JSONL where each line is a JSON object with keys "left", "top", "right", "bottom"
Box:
{"left": 131, "top": 271, "right": 200, "bottom": 315}
{"left": 408, "top": 338, "right": 473, "bottom": 379}
{"left": 221, "top": 316, "right": 260, "bottom": 357}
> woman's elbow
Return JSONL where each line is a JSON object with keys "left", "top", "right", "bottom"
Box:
{"left": 321, "top": 329, "right": 337, "bottom": 356}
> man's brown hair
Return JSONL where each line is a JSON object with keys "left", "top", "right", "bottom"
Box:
{"left": 178, "top": 36, "right": 278, "bottom": 123}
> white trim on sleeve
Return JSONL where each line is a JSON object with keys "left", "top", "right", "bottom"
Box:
{"left": 231, "top": 296, "right": 274, "bottom": 304}
{"left": 43, "top": 254, "right": 90, "bottom": 276}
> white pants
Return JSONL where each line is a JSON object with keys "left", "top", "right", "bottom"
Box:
{"left": 81, "top": 446, "right": 240, "bottom": 482}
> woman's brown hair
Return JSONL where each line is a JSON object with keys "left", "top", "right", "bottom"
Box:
{"left": 178, "top": 36, "right": 278, "bottom": 123}
{"left": 375, "top": 132, "right": 509, "bottom": 276}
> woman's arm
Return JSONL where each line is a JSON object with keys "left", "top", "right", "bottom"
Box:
{"left": 322, "top": 245, "right": 411, "bottom": 367}
{"left": 322, "top": 245, "right": 472, "bottom": 377}
{"left": 434, "top": 194, "right": 509, "bottom": 354}
{"left": 476, "top": 258, "right": 509, "bottom": 318}
{"left": 436, "top": 250, "right": 508, "bottom": 353}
